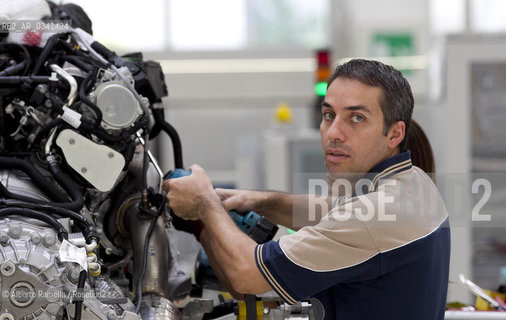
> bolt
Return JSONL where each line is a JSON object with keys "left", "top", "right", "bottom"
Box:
{"left": 105, "top": 247, "right": 113, "bottom": 255}
{"left": 106, "top": 310, "right": 117, "bottom": 320}
{"left": 0, "top": 313, "right": 14, "bottom": 320}
{"left": 30, "top": 232, "right": 41, "bottom": 244}
{"left": 1, "top": 261, "right": 15, "bottom": 277}
{"left": 68, "top": 267, "right": 81, "bottom": 282}
{"left": 46, "top": 303, "right": 60, "bottom": 316}
{"left": 8, "top": 224, "right": 22, "bottom": 239}
{"left": 0, "top": 231, "right": 9, "bottom": 244}
{"left": 69, "top": 138, "right": 75, "bottom": 145}
{"left": 42, "top": 234, "right": 56, "bottom": 247}
{"left": 108, "top": 152, "right": 114, "bottom": 159}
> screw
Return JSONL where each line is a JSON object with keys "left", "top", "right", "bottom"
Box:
{"left": 105, "top": 247, "right": 113, "bottom": 255}
{"left": 108, "top": 152, "right": 114, "bottom": 158}
{"left": 69, "top": 138, "right": 75, "bottom": 145}
{"left": 81, "top": 167, "right": 87, "bottom": 174}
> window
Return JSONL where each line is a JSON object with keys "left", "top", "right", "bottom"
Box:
{"left": 430, "top": 0, "right": 506, "bottom": 34}
{"left": 61, "top": 0, "right": 329, "bottom": 52}
{"left": 62, "top": 0, "right": 166, "bottom": 51}
{"left": 471, "top": 0, "right": 506, "bottom": 32}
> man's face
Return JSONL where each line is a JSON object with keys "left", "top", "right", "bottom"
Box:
{"left": 320, "top": 77, "right": 398, "bottom": 179}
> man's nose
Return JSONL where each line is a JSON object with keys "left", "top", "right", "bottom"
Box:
{"left": 326, "top": 118, "right": 346, "bottom": 142}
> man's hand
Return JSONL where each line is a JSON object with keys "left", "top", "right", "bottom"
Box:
{"left": 162, "top": 164, "right": 221, "bottom": 220}
{"left": 215, "top": 188, "right": 259, "bottom": 213}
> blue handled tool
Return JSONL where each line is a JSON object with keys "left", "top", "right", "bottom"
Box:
{"left": 164, "top": 169, "right": 278, "bottom": 243}
{"left": 163, "top": 168, "right": 192, "bottom": 180}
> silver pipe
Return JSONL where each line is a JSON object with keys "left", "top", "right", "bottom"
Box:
{"left": 123, "top": 201, "right": 170, "bottom": 299}
{"left": 49, "top": 64, "right": 78, "bottom": 106}
{"left": 45, "top": 128, "right": 57, "bottom": 155}
{"left": 136, "top": 132, "right": 164, "bottom": 192}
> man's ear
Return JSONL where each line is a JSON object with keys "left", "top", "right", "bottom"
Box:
{"left": 387, "top": 121, "right": 405, "bottom": 150}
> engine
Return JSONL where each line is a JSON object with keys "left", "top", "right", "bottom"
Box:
{"left": 0, "top": 2, "right": 187, "bottom": 319}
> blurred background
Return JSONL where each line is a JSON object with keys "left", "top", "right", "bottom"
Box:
{"left": 56, "top": 0, "right": 506, "bottom": 306}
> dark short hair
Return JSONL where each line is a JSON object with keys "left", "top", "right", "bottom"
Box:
{"left": 327, "top": 59, "right": 414, "bottom": 150}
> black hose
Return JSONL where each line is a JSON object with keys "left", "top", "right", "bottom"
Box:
{"left": 0, "top": 156, "right": 69, "bottom": 202}
{"left": 32, "top": 33, "right": 68, "bottom": 75}
{"left": 0, "top": 182, "right": 53, "bottom": 205}
{"left": 0, "top": 76, "right": 53, "bottom": 84}
{"left": 48, "top": 92, "right": 64, "bottom": 114}
{"left": 74, "top": 270, "right": 87, "bottom": 320}
{"left": 0, "top": 200, "right": 98, "bottom": 243}
{"left": 32, "top": 118, "right": 64, "bottom": 145}
{"left": 0, "top": 207, "right": 68, "bottom": 241}
{"left": 79, "top": 69, "right": 103, "bottom": 127}
{"left": 47, "top": 89, "right": 148, "bottom": 145}
{"left": 0, "top": 61, "right": 27, "bottom": 76}
{"left": 79, "top": 115, "right": 148, "bottom": 144}
{"left": 152, "top": 108, "right": 183, "bottom": 169}
{"left": 59, "top": 55, "right": 94, "bottom": 73}
{"left": 46, "top": 156, "right": 84, "bottom": 212}
{"left": 0, "top": 43, "right": 31, "bottom": 76}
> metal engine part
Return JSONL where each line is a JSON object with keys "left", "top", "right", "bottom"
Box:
{"left": 91, "top": 81, "right": 142, "bottom": 131}
{"left": 0, "top": 14, "right": 189, "bottom": 319}
{"left": 0, "top": 219, "right": 139, "bottom": 320}
{"left": 139, "top": 295, "right": 180, "bottom": 320}
{"left": 55, "top": 129, "right": 126, "bottom": 192}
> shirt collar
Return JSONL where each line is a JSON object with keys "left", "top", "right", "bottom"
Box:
{"left": 366, "top": 150, "right": 412, "bottom": 192}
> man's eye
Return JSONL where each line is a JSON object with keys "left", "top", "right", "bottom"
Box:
{"left": 351, "top": 115, "right": 364, "bottom": 123}
{"left": 322, "top": 112, "right": 334, "bottom": 120}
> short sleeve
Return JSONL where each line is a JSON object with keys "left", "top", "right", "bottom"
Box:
{"left": 255, "top": 228, "right": 381, "bottom": 304}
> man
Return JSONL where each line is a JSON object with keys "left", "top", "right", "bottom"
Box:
{"left": 163, "top": 59, "right": 450, "bottom": 319}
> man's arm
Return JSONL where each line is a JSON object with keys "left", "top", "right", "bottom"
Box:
{"left": 216, "top": 189, "right": 332, "bottom": 230}
{"left": 198, "top": 201, "right": 272, "bottom": 294}
{"left": 163, "top": 165, "right": 271, "bottom": 294}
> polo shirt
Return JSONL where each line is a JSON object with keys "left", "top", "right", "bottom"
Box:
{"left": 255, "top": 151, "right": 451, "bottom": 319}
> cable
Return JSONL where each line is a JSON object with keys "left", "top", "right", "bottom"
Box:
{"left": 74, "top": 270, "right": 87, "bottom": 320}
{"left": 0, "top": 76, "right": 54, "bottom": 84}
{"left": 0, "top": 207, "right": 68, "bottom": 241}
{"left": 32, "top": 33, "right": 68, "bottom": 76}
{"left": 0, "top": 156, "right": 68, "bottom": 202}
{"left": 0, "top": 43, "right": 31, "bottom": 76}
{"left": 135, "top": 198, "right": 166, "bottom": 314}
{"left": 141, "top": 132, "right": 150, "bottom": 208}
{"left": 79, "top": 69, "right": 103, "bottom": 127}
{"left": 46, "top": 155, "right": 85, "bottom": 212}
{"left": 152, "top": 109, "right": 184, "bottom": 169}
{"left": 0, "top": 200, "right": 98, "bottom": 243}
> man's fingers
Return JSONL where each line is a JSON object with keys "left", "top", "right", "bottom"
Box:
{"left": 221, "top": 197, "right": 236, "bottom": 211}
{"left": 215, "top": 188, "right": 233, "bottom": 200}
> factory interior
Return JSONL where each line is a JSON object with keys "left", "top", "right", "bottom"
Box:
{"left": 2, "top": 0, "right": 506, "bottom": 319}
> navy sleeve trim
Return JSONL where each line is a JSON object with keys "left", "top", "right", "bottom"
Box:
{"left": 255, "top": 244, "right": 298, "bottom": 304}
